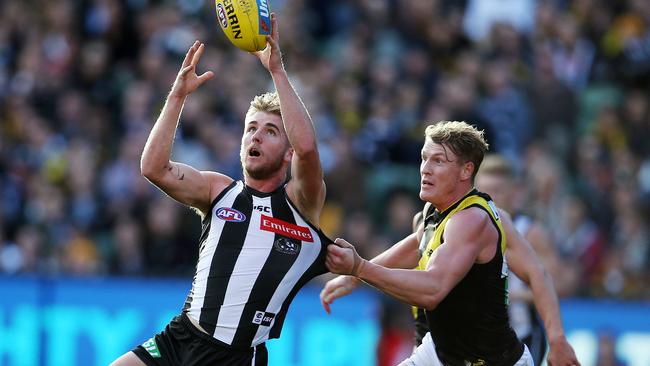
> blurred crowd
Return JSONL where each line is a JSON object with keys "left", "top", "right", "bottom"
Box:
{"left": 1, "top": 0, "right": 649, "bottom": 308}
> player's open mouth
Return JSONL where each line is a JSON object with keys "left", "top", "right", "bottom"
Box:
{"left": 421, "top": 180, "right": 432, "bottom": 186}
{"left": 249, "top": 147, "right": 261, "bottom": 157}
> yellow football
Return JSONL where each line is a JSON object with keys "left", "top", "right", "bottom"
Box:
{"left": 215, "top": 0, "right": 271, "bottom": 52}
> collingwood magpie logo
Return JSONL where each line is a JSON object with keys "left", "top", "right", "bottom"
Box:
{"left": 273, "top": 237, "right": 300, "bottom": 255}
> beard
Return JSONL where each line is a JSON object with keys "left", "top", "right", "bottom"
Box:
{"left": 242, "top": 152, "right": 286, "bottom": 180}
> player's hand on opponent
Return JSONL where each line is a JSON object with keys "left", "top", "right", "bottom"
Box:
{"left": 319, "top": 275, "right": 360, "bottom": 314}
{"left": 253, "top": 13, "right": 283, "bottom": 74}
{"left": 547, "top": 336, "right": 581, "bottom": 366}
{"left": 170, "top": 41, "right": 214, "bottom": 99}
{"left": 326, "top": 238, "right": 367, "bottom": 276}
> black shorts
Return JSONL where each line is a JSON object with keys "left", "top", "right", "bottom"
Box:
{"left": 132, "top": 313, "right": 268, "bottom": 366}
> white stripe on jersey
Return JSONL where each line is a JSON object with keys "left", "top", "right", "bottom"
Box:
{"left": 187, "top": 181, "right": 245, "bottom": 322}
{"left": 252, "top": 202, "right": 322, "bottom": 344}
{"left": 214, "top": 195, "right": 274, "bottom": 345}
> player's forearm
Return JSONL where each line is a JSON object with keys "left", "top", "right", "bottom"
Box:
{"left": 528, "top": 269, "right": 566, "bottom": 341}
{"left": 358, "top": 262, "right": 441, "bottom": 309}
{"left": 271, "top": 69, "right": 318, "bottom": 157}
{"left": 141, "top": 94, "right": 186, "bottom": 178}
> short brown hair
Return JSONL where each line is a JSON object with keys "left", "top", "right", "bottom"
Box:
{"left": 247, "top": 92, "right": 281, "bottom": 117}
{"left": 478, "top": 154, "right": 515, "bottom": 180}
{"left": 425, "top": 121, "right": 489, "bottom": 180}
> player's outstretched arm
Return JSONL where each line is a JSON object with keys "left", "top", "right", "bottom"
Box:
{"left": 320, "top": 232, "right": 421, "bottom": 313}
{"left": 501, "top": 210, "right": 580, "bottom": 366}
{"left": 326, "top": 209, "right": 488, "bottom": 310}
{"left": 253, "top": 14, "right": 324, "bottom": 223}
{"left": 141, "top": 41, "right": 232, "bottom": 215}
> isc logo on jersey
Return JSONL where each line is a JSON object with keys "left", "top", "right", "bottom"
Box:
{"left": 215, "top": 0, "right": 271, "bottom": 51}
{"left": 252, "top": 310, "right": 275, "bottom": 326}
{"left": 216, "top": 207, "right": 247, "bottom": 222}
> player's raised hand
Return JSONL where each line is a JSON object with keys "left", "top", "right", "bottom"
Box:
{"left": 170, "top": 41, "right": 214, "bottom": 98}
{"left": 253, "top": 13, "right": 283, "bottom": 74}
{"left": 319, "top": 275, "right": 360, "bottom": 314}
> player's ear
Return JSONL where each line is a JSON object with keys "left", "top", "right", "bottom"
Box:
{"left": 284, "top": 147, "right": 293, "bottom": 163}
{"left": 461, "top": 161, "right": 474, "bottom": 181}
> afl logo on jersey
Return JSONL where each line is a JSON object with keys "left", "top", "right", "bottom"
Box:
{"left": 216, "top": 207, "right": 246, "bottom": 222}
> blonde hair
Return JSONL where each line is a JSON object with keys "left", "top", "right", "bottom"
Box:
{"left": 425, "top": 121, "right": 489, "bottom": 180}
{"left": 478, "top": 154, "right": 515, "bottom": 180}
{"left": 247, "top": 92, "right": 281, "bottom": 117}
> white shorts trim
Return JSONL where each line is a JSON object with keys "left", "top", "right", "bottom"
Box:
{"left": 400, "top": 333, "right": 534, "bottom": 366}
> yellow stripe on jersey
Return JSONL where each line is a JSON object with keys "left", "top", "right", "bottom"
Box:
{"left": 417, "top": 193, "right": 506, "bottom": 273}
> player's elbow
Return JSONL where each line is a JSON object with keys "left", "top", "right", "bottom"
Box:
{"left": 419, "top": 292, "right": 444, "bottom": 311}
{"left": 140, "top": 160, "right": 156, "bottom": 180}
{"left": 420, "top": 297, "right": 439, "bottom": 311}
{"left": 140, "top": 158, "right": 165, "bottom": 182}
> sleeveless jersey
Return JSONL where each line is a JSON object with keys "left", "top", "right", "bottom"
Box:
{"left": 417, "top": 189, "right": 523, "bottom": 365}
{"left": 183, "top": 181, "right": 330, "bottom": 349}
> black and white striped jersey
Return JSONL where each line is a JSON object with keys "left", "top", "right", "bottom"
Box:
{"left": 183, "top": 180, "right": 330, "bottom": 349}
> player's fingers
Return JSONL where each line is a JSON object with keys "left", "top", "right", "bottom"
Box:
{"left": 328, "top": 245, "right": 347, "bottom": 259}
{"left": 182, "top": 40, "right": 199, "bottom": 68}
{"left": 197, "top": 71, "right": 215, "bottom": 84}
{"left": 271, "top": 12, "right": 278, "bottom": 41}
{"left": 325, "top": 256, "right": 335, "bottom": 269}
{"left": 321, "top": 299, "right": 331, "bottom": 314}
{"left": 319, "top": 293, "right": 331, "bottom": 314}
{"left": 179, "top": 65, "right": 194, "bottom": 76}
{"left": 334, "top": 238, "right": 352, "bottom": 248}
{"left": 319, "top": 286, "right": 329, "bottom": 299}
{"left": 266, "top": 35, "right": 276, "bottom": 49}
{"left": 191, "top": 43, "right": 205, "bottom": 66}
{"left": 329, "top": 286, "right": 347, "bottom": 301}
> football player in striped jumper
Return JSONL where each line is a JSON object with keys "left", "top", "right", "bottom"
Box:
{"left": 112, "top": 14, "right": 331, "bottom": 366}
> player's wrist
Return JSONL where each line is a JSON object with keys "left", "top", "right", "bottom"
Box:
{"left": 347, "top": 275, "right": 361, "bottom": 285}
{"left": 548, "top": 332, "right": 567, "bottom": 345}
{"left": 168, "top": 89, "right": 188, "bottom": 101}
{"left": 352, "top": 257, "right": 367, "bottom": 278}
{"left": 270, "top": 66, "right": 287, "bottom": 79}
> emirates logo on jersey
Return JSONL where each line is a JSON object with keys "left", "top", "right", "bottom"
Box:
{"left": 260, "top": 215, "right": 314, "bottom": 242}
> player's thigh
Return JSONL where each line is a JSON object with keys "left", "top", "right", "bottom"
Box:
{"left": 110, "top": 351, "right": 147, "bottom": 366}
